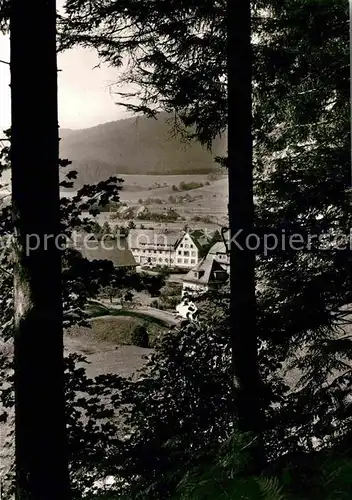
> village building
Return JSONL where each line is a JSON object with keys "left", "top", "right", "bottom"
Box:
{"left": 181, "top": 254, "right": 229, "bottom": 297}
{"left": 174, "top": 231, "right": 203, "bottom": 269}
{"left": 176, "top": 254, "right": 228, "bottom": 319}
{"left": 72, "top": 232, "right": 137, "bottom": 270}
{"left": 128, "top": 229, "right": 209, "bottom": 269}
{"left": 128, "top": 229, "right": 180, "bottom": 267}
{"left": 207, "top": 241, "right": 230, "bottom": 270}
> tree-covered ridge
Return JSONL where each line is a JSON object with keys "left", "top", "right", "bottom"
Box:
{"left": 58, "top": 113, "right": 226, "bottom": 187}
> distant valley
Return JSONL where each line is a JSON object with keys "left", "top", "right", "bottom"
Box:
{"left": 0, "top": 113, "right": 228, "bottom": 224}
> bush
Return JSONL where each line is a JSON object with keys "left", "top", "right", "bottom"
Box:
{"left": 192, "top": 215, "right": 213, "bottom": 223}
{"left": 131, "top": 325, "right": 149, "bottom": 348}
{"left": 178, "top": 181, "right": 203, "bottom": 191}
{"left": 153, "top": 265, "right": 171, "bottom": 277}
{"left": 164, "top": 295, "right": 181, "bottom": 309}
{"left": 160, "top": 283, "right": 182, "bottom": 297}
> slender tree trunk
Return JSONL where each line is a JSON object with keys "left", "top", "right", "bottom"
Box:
{"left": 10, "top": 1, "right": 70, "bottom": 498}
{"left": 227, "top": 0, "right": 264, "bottom": 470}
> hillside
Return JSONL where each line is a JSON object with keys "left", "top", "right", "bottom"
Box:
{"left": 59, "top": 113, "right": 226, "bottom": 187}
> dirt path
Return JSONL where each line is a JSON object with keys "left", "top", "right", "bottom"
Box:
{"left": 98, "top": 299, "right": 181, "bottom": 327}
{"left": 133, "top": 307, "right": 180, "bottom": 326}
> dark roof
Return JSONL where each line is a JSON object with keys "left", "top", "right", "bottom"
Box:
{"left": 182, "top": 255, "right": 228, "bottom": 285}
{"left": 208, "top": 241, "right": 227, "bottom": 255}
{"left": 128, "top": 229, "right": 182, "bottom": 248}
{"left": 189, "top": 229, "right": 218, "bottom": 249}
{"left": 74, "top": 234, "right": 137, "bottom": 268}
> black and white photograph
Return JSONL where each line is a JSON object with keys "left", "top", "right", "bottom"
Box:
{"left": 0, "top": 0, "right": 350, "bottom": 498}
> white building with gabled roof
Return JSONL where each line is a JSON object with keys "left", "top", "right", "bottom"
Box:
{"left": 128, "top": 228, "right": 181, "bottom": 267}
{"left": 173, "top": 231, "right": 203, "bottom": 269}
{"left": 176, "top": 254, "right": 228, "bottom": 319}
{"left": 127, "top": 229, "right": 210, "bottom": 269}
{"left": 181, "top": 254, "right": 228, "bottom": 297}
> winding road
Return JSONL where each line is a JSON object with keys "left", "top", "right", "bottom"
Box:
{"left": 96, "top": 299, "right": 181, "bottom": 327}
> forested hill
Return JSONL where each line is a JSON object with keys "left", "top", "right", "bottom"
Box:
{"left": 59, "top": 113, "right": 226, "bottom": 186}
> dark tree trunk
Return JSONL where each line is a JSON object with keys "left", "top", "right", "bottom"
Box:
{"left": 227, "top": 0, "right": 264, "bottom": 470}
{"left": 10, "top": 1, "right": 70, "bottom": 498}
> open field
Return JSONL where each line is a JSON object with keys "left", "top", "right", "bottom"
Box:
{"left": 118, "top": 177, "right": 228, "bottom": 222}
{"left": 60, "top": 173, "right": 228, "bottom": 224}
{"left": 66, "top": 315, "right": 166, "bottom": 347}
{"left": 114, "top": 176, "right": 228, "bottom": 216}
{"left": 105, "top": 218, "right": 224, "bottom": 231}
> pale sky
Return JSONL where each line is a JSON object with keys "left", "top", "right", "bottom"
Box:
{"left": 0, "top": 0, "right": 132, "bottom": 131}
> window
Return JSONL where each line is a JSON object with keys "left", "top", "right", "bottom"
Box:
{"left": 184, "top": 258, "right": 189, "bottom": 264}
{"left": 159, "top": 258, "right": 163, "bottom": 262}
{"left": 184, "top": 251, "right": 189, "bottom": 257}
{"left": 164, "top": 258, "right": 168, "bottom": 262}
{"left": 190, "top": 244, "right": 194, "bottom": 249}
{"left": 180, "top": 244, "right": 183, "bottom": 248}
{"left": 191, "top": 259, "right": 196, "bottom": 264}
{"left": 184, "top": 244, "right": 189, "bottom": 249}
{"left": 177, "top": 258, "right": 182, "bottom": 263}
{"left": 152, "top": 257, "right": 156, "bottom": 261}
{"left": 191, "top": 251, "right": 196, "bottom": 256}
{"left": 178, "top": 250, "right": 182, "bottom": 255}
